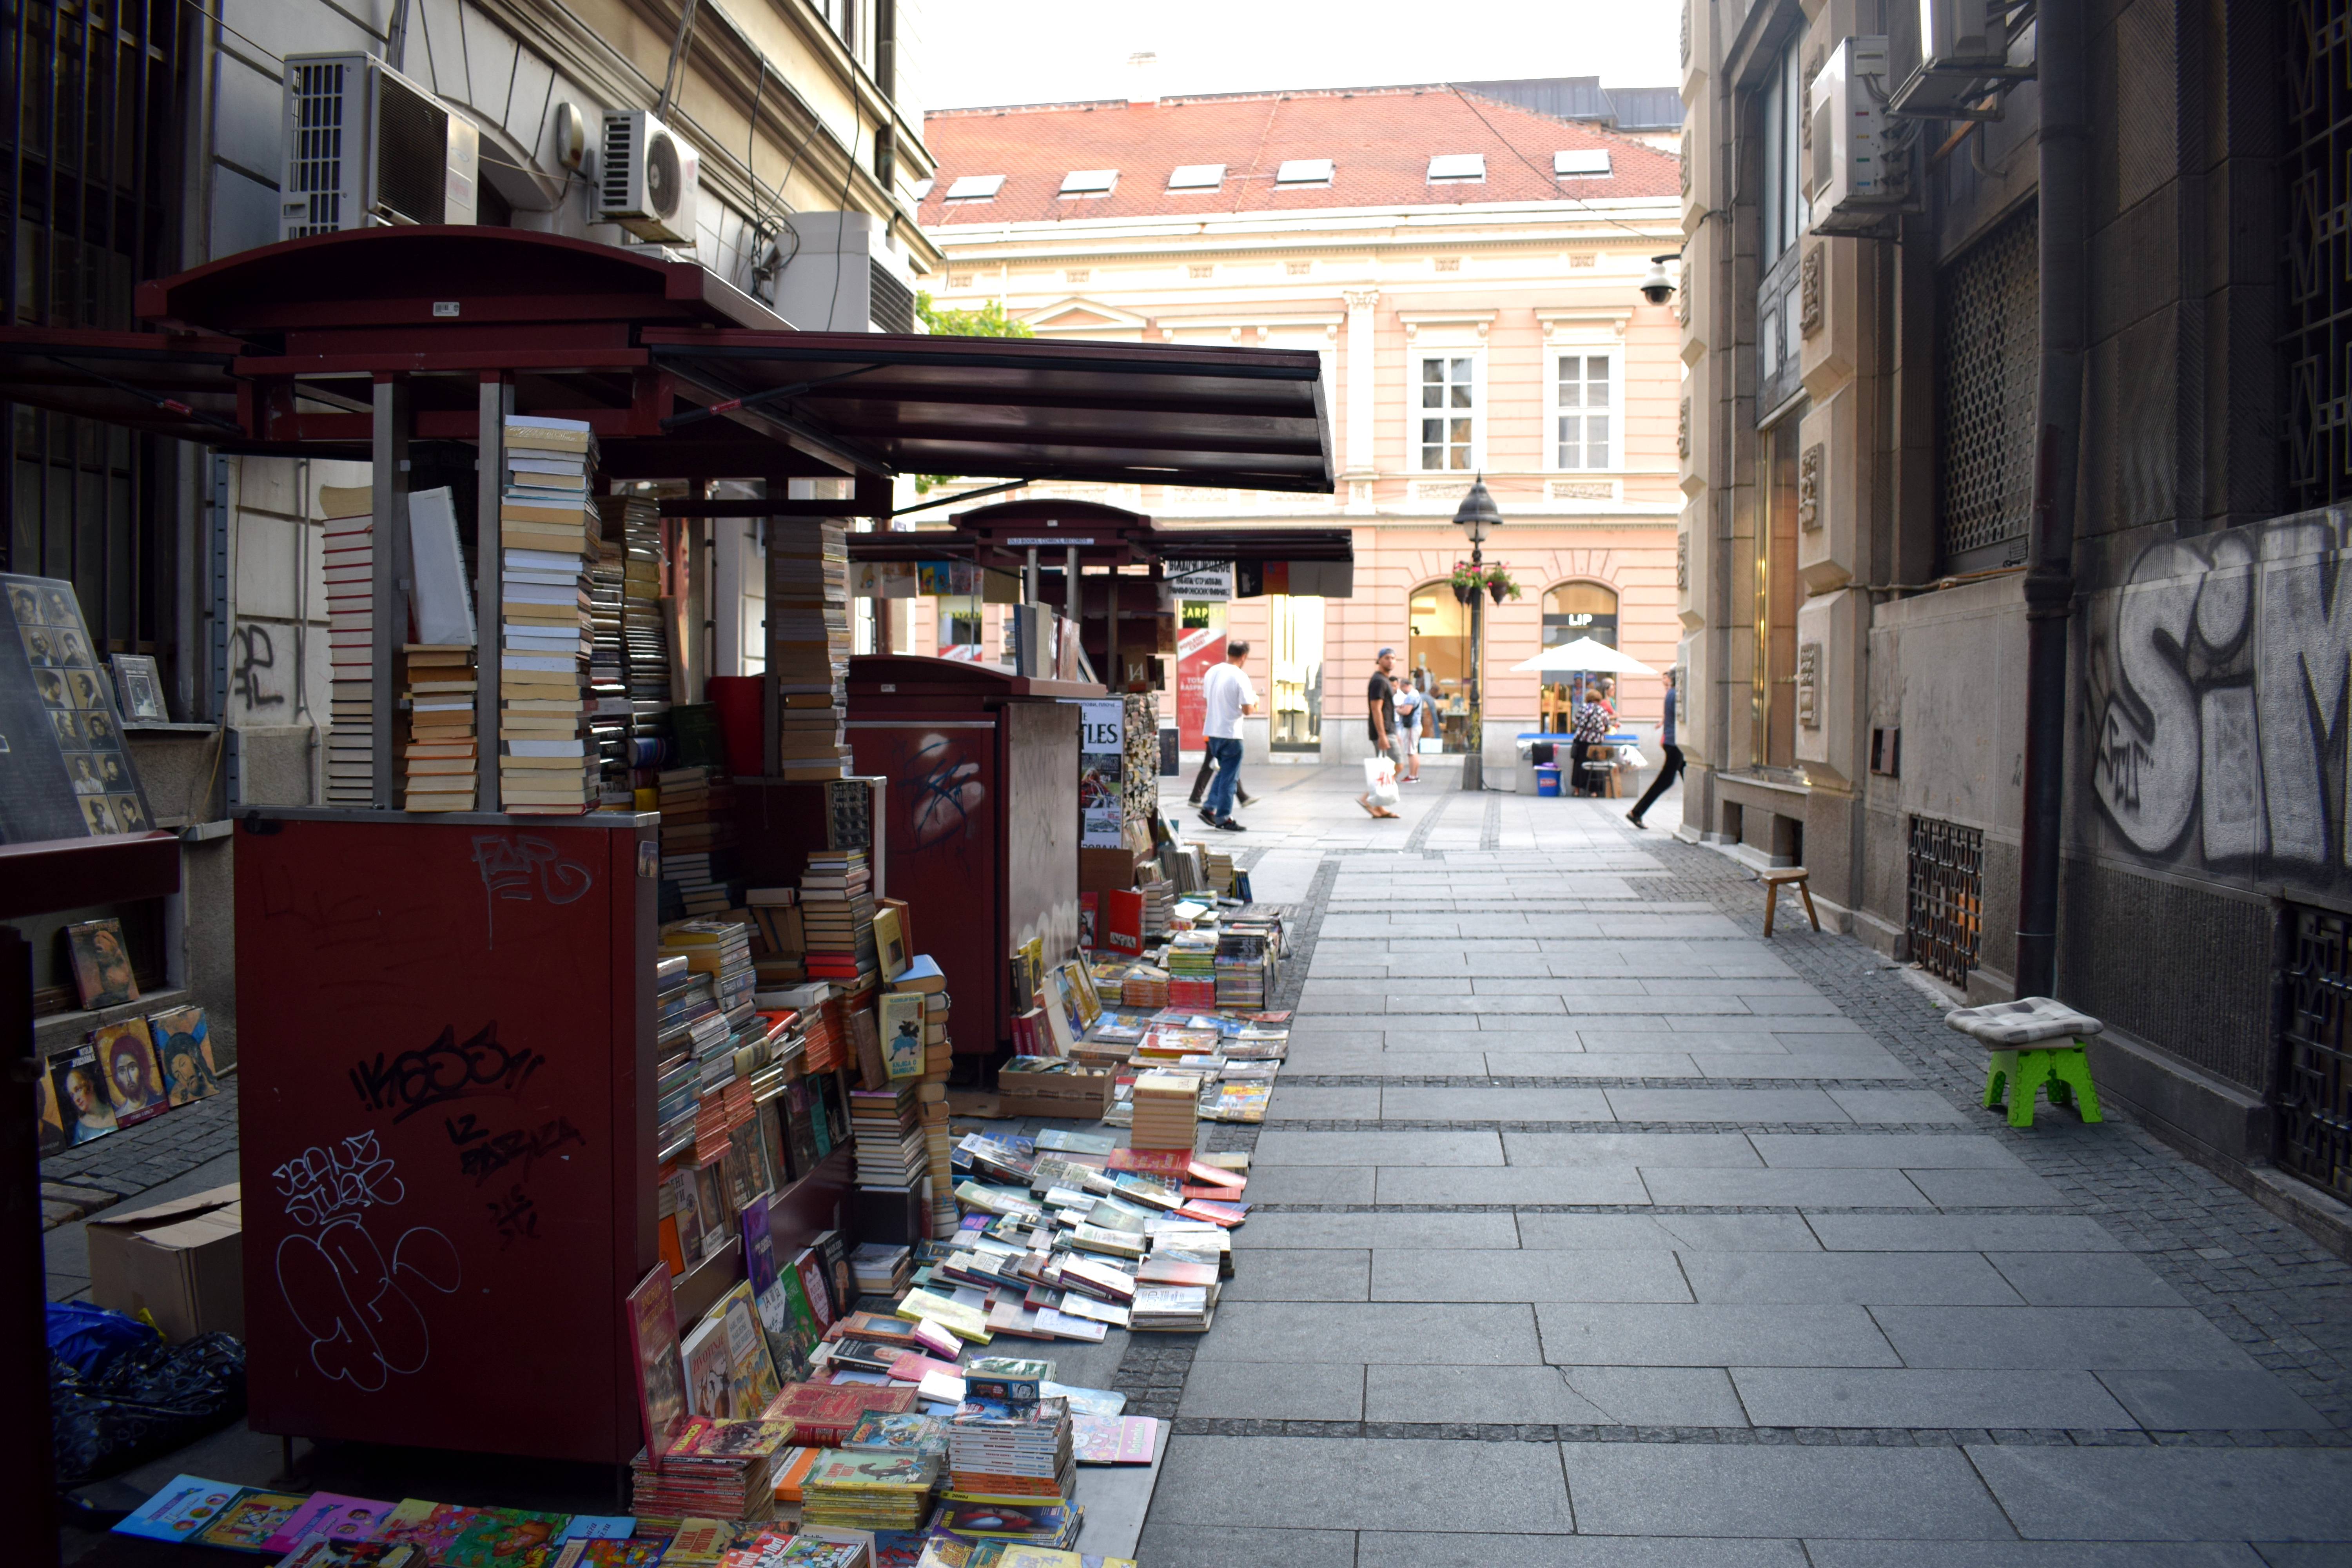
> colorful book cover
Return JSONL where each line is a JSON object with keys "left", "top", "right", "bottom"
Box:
{"left": 935, "top": 1503, "right": 1078, "bottom": 1540}
{"left": 791, "top": 1248, "right": 835, "bottom": 1330}
{"left": 718, "top": 1281, "right": 782, "bottom": 1415}
{"left": 558, "top": 1517, "right": 639, "bottom": 1541}
{"left": 441, "top": 1508, "right": 571, "bottom": 1567}
{"left": 93, "top": 1017, "right": 169, "bottom": 1126}
{"left": 741, "top": 1208, "right": 808, "bottom": 1381}
{"left": 682, "top": 1311, "right": 734, "bottom": 1419}
{"left": 1069, "top": 1414, "right": 1158, "bottom": 1465}
{"left": 878, "top": 991, "right": 924, "bottom": 1080}
{"left": 148, "top": 1002, "right": 222, "bottom": 1105}
{"left": 263, "top": 1492, "right": 396, "bottom": 1553}
{"left": 194, "top": 1489, "right": 309, "bottom": 1552}
{"left": 378, "top": 1501, "right": 477, "bottom": 1561}
{"left": 33, "top": 1062, "right": 68, "bottom": 1157}
{"left": 64, "top": 915, "right": 137, "bottom": 1009}
{"left": 625, "top": 1265, "right": 689, "bottom": 1462}
{"left": 111, "top": 1475, "right": 246, "bottom": 1543}
{"left": 840, "top": 1410, "right": 944, "bottom": 1455}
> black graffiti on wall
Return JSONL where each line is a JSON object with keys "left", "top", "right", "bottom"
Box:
{"left": 2086, "top": 510, "right": 2352, "bottom": 877}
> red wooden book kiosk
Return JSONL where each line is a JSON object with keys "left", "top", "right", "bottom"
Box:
{"left": 5, "top": 226, "right": 1332, "bottom": 1467}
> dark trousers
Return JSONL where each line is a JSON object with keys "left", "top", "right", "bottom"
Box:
{"left": 1628, "top": 743, "right": 1686, "bottom": 821}
{"left": 1189, "top": 748, "right": 1250, "bottom": 806}
{"left": 1568, "top": 739, "right": 1593, "bottom": 795}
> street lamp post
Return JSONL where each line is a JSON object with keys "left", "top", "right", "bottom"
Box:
{"left": 1454, "top": 477, "right": 1500, "bottom": 792}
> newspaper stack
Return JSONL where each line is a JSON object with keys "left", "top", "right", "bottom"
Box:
{"left": 320, "top": 486, "right": 377, "bottom": 806}
{"left": 498, "top": 416, "right": 597, "bottom": 814}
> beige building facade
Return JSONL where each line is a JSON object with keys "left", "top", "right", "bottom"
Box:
{"left": 909, "top": 82, "right": 1684, "bottom": 771}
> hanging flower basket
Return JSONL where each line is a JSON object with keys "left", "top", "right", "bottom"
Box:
{"left": 1448, "top": 562, "right": 1484, "bottom": 604}
{"left": 1484, "top": 565, "right": 1523, "bottom": 603}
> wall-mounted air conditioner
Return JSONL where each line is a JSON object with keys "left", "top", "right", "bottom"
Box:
{"left": 1891, "top": 0, "right": 2027, "bottom": 117}
{"left": 1809, "top": 36, "right": 1897, "bottom": 236}
{"left": 280, "top": 53, "right": 478, "bottom": 240}
{"left": 757, "top": 211, "right": 916, "bottom": 332}
{"left": 599, "top": 111, "right": 701, "bottom": 245}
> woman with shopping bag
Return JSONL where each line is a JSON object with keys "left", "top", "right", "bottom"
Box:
{"left": 1357, "top": 647, "right": 1405, "bottom": 819}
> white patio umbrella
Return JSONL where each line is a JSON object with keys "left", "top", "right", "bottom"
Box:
{"left": 1511, "top": 636, "right": 1660, "bottom": 676}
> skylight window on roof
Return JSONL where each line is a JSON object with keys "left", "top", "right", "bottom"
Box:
{"left": 1275, "top": 158, "right": 1334, "bottom": 186}
{"left": 944, "top": 174, "right": 1005, "bottom": 202}
{"left": 1427, "top": 153, "right": 1486, "bottom": 182}
{"left": 1167, "top": 163, "right": 1225, "bottom": 191}
{"left": 1554, "top": 149, "right": 1613, "bottom": 178}
{"left": 1060, "top": 169, "right": 1119, "bottom": 196}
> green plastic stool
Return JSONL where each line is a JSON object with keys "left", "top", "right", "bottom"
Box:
{"left": 1981, "top": 1042, "right": 2102, "bottom": 1128}
{"left": 1944, "top": 996, "right": 2107, "bottom": 1130}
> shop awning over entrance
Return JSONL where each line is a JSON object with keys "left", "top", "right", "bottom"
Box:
{"left": 0, "top": 227, "right": 1333, "bottom": 497}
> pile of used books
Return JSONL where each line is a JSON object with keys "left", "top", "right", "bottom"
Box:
{"left": 1127, "top": 1070, "right": 1200, "bottom": 1152}
{"left": 401, "top": 645, "right": 476, "bottom": 811}
{"left": 497, "top": 415, "right": 599, "bottom": 815}
{"left": 320, "top": 486, "right": 377, "bottom": 806}
{"left": 625, "top": 1415, "right": 794, "bottom": 1528}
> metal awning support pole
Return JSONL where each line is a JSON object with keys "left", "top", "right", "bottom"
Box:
{"left": 475, "top": 375, "right": 508, "bottom": 811}
{"left": 371, "top": 375, "right": 411, "bottom": 809}
{"left": 1108, "top": 564, "right": 1122, "bottom": 691}
{"left": 1025, "top": 547, "right": 1040, "bottom": 605}
{"left": 1065, "top": 545, "right": 1081, "bottom": 632}
{"left": 2015, "top": 0, "right": 2086, "bottom": 998}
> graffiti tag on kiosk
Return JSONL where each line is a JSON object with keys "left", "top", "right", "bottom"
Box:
{"left": 348, "top": 1022, "right": 544, "bottom": 1125}
{"left": 902, "top": 731, "right": 986, "bottom": 849}
{"left": 274, "top": 1132, "right": 460, "bottom": 1392}
{"left": 444, "top": 1111, "right": 586, "bottom": 1187}
{"left": 470, "top": 833, "right": 594, "bottom": 945}
{"left": 2087, "top": 512, "right": 2352, "bottom": 871}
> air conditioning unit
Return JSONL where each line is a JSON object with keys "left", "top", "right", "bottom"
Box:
{"left": 279, "top": 53, "right": 478, "bottom": 240}
{"left": 1920, "top": 0, "right": 2007, "bottom": 69}
{"left": 757, "top": 211, "right": 916, "bottom": 332}
{"left": 1809, "top": 36, "right": 1897, "bottom": 236}
{"left": 599, "top": 111, "right": 701, "bottom": 245}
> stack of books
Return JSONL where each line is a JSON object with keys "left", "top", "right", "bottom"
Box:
{"left": 848, "top": 1086, "right": 924, "bottom": 1194}
{"left": 401, "top": 646, "right": 476, "bottom": 811}
{"left": 1214, "top": 929, "right": 1268, "bottom": 1011}
{"left": 766, "top": 523, "right": 851, "bottom": 780}
{"left": 1129, "top": 1283, "right": 1218, "bottom": 1332}
{"left": 587, "top": 534, "right": 632, "bottom": 806}
{"left": 498, "top": 416, "right": 598, "bottom": 815}
{"left": 661, "top": 920, "right": 757, "bottom": 1033}
{"left": 1165, "top": 931, "right": 1218, "bottom": 1011}
{"left": 627, "top": 1416, "right": 792, "bottom": 1526}
{"left": 800, "top": 850, "right": 877, "bottom": 985}
{"left": 320, "top": 485, "right": 377, "bottom": 806}
{"left": 798, "top": 1450, "right": 941, "bottom": 1532}
{"left": 1201, "top": 847, "right": 1236, "bottom": 898}
{"left": 1120, "top": 966, "right": 1169, "bottom": 1009}
{"left": 944, "top": 1395, "right": 1074, "bottom": 1504}
{"left": 1129, "top": 1071, "right": 1201, "bottom": 1152}
{"left": 848, "top": 1241, "right": 912, "bottom": 1300}
{"left": 1138, "top": 877, "right": 1174, "bottom": 939}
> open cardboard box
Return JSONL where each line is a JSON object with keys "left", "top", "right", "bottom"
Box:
{"left": 85, "top": 1182, "right": 244, "bottom": 1341}
{"left": 994, "top": 1061, "right": 1116, "bottom": 1120}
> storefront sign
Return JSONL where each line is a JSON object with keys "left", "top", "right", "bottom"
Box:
{"left": 1162, "top": 559, "right": 1233, "bottom": 601}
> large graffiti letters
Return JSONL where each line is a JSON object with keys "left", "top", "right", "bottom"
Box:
{"left": 273, "top": 1134, "right": 460, "bottom": 1392}
{"left": 348, "top": 1022, "right": 544, "bottom": 1125}
{"left": 2088, "top": 512, "right": 2352, "bottom": 875}
{"left": 273, "top": 1132, "right": 405, "bottom": 1225}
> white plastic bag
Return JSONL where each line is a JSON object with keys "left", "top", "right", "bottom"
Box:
{"left": 1363, "top": 756, "right": 1401, "bottom": 809}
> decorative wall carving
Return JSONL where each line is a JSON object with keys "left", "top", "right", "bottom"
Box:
{"left": 1799, "top": 245, "right": 1823, "bottom": 338}
{"left": 1798, "top": 443, "right": 1824, "bottom": 530}
{"left": 1679, "top": 396, "right": 1691, "bottom": 460}
{"left": 1677, "top": 532, "right": 1690, "bottom": 592}
{"left": 1797, "top": 641, "right": 1822, "bottom": 729}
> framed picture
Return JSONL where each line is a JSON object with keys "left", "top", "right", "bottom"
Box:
{"left": 64, "top": 917, "right": 138, "bottom": 1010}
{"left": 111, "top": 653, "right": 165, "bottom": 723}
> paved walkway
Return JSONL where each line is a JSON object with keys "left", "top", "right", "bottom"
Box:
{"left": 1137, "top": 764, "right": 2352, "bottom": 1565}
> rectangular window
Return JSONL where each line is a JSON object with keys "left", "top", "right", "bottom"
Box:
{"left": 1553, "top": 353, "right": 1615, "bottom": 469}
{"left": 1760, "top": 42, "right": 1804, "bottom": 265}
{"left": 1417, "top": 355, "right": 1478, "bottom": 470}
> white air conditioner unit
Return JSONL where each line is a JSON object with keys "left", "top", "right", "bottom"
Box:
{"left": 1920, "top": 0, "right": 2007, "bottom": 69}
{"left": 599, "top": 111, "right": 701, "bottom": 245}
{"left": 1809, "top": 36, "right": 1896, "bottom": 235}
{"left": 279, "top": 53, "right": 478, "bottom": 240}
{"left": 760, "top": 211, "right": 916, "bottom": 332}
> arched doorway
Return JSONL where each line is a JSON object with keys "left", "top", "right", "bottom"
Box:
{"left": 1406, "top": 580, "right": 1473, "bottom": 753}
{"left": 1538, "top": 581, "right": 1622, "bottom": 731}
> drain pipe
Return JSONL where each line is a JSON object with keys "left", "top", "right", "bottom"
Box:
{"left": 2013, "top": 1, "right": 2086, "bottom": 999}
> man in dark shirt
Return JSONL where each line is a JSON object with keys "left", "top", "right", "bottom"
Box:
{"left": 1357, "top": 647, "right": 1403, "bottom": 819}
{"left": 1627, "top": 669, "right": 1684, "bottom": 828}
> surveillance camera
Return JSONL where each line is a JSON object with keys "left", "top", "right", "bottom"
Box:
{"left": 1638, "top": 254, "right": 1677, "bottom": 305}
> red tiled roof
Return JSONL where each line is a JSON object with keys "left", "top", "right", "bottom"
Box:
{"left": 917, "top": 84, "right": 1679, "bottom": 228}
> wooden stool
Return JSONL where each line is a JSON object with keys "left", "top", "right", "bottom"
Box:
{"left": 1760, "top": 867, "right": 1817, "bottom": 936}
{"left": 1945, "top": 996, "right": 2106, "bottom": 1129}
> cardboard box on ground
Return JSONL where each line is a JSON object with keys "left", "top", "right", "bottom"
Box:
{"left": 86, "top": 1182, "right": 244, "bottom": 1340}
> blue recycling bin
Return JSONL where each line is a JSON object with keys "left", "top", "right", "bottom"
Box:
{"left": 1535, "top": 764, "right": 1562, "bottom": 797}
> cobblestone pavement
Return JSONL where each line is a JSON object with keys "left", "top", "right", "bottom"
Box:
{"left": 1135, "top": 766, "right": 2352, "bottom": 1566}
{"left": 40, "top": 1077, "right": 241, "bottom": 1223}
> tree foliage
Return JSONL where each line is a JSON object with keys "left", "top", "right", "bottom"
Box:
{"left": 913, "top": 293, "right": 1033, "bottom": 491}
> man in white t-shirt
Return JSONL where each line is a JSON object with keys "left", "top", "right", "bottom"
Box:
{"left": 1198, "top": 640, "right": 1256, "bottom": 832}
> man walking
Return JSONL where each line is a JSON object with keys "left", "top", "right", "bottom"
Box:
{"left": 1627, "top": 668, "right": 1684, "bottom": 828}
{"left": 1198, "top": 639, "right": 1255, "bottom": 832}
{"left": 1358, "top": 646, "right": 1404, "bottom": 820}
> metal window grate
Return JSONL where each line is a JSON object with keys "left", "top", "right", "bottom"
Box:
{"left": 2278, "top": 902, "right": 2352, "bottom": 1200}
{"left": 2286, "top": 0, "right": 2352, "bottom": 510}
{"left": 2, "top": 0, "right": 181, "bottom": 670}
{"left": 867, "top": 259, "right": 915, "bottom": 334}
{"left": 286, "top": 61, "right": 347, "bottom": 237}
{"left": 1906, "top": 815, "right": 1984, "bottom": 985}
{"left": 1934, "top": 203, "right": 2039, "bottom": 570}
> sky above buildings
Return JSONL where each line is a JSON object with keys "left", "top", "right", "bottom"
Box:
{"left": 918, "top": 0, "right": 1684, "bottom": 111}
